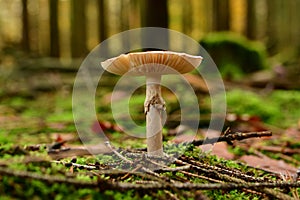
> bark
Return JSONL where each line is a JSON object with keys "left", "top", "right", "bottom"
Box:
{"left": 49, "top": 0, "right": 60, "bottom": 57}
{"left": 246, "top": 0, "right": 257, "bottom": 39}
{"left": 141, "top": 0, "right": 169, "bottom": 51}
{"left": 182, "top": 0, "right": 193, "bottom": 34}
{"left": 97, "top": 0, "right": 107, "bottom": 43}
{"left": 141, "top": 0, "right": 168, "bottom": 28}
{"left": 70, "top": 0, "right": 88, "bottom": 58}
{"left": 212, "top": 0, "right": 230, "bottom": 31}
{"left": 21, "top": 0, "right": 30, "bottom": 52}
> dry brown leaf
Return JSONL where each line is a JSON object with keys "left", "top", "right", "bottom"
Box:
{"left": 239, "top": 155, "right": 297, "bottom": 175}
{"left": 211, "top": 142, "right": 235, "bottom": 160}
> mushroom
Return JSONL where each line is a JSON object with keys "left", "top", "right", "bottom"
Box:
{"left": 101, "top": 51, "right": 202, "bottom": 156}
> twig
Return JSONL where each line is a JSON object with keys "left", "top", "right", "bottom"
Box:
{"left": 164, "top": 190, "right": 180, "bottom": 200}
{"left": 102, "top": 179, "right": 300, "bottom": 191}
{"left": 52, "top": 160, "right": 97, "bottom": 170}
{"left": 104, "top": 141, "right": 173, "bottom": 183}
{"left": 1, "top": 166, "right": 299, "bottom": 195}
{"left": 180, "top": 170, "right": 222, "bottom": 183}
{"left": 48, "top": 146, "right": 110, "bottom": 160}
{"left": 191, "top": 131, "right": 272, "bottom": 146}
{"left": 158, "top": 165, "right": 191, "bottom": 172}
{"left": 176, "top": 157, "right": 292, "bottom": 200}
{"left": 46, "top": 131, "right": 272, "bottom": 160}
{"left": 120, "top": 165, "right": 142, "bottom": 180}
{"left": 104, "top": 141, "right": 133, "bottom": 164}
{"left": 178, "top": 156, "right": 268, "bottom": 183}
{"left": 136, "top": 130, "right": 272, "bottom": 152}
{"left": 0, "top": 166, "right": 97, "bottom": 188}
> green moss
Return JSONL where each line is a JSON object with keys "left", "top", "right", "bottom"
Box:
{"left": 204, "top": 189, "right": 260, "bottom": 200}
{"left": 200, "top": 32, "right": 267, "bottom": 80}
{"left": 269, "top": 90, "right": 300, "bottom": 126}
{"left": 105, "top": 190, "right": 154, "bottom": 200}
{"left": 223, "top": 89, "right": 300, "bottom": 127}
{"left": 0, "top": 143, "right": 286, "bottom": 199}
{"left": 0, "top": 176, "right": 105, "bottom": 200}
{"left": 228, "top": 146, "right": 252, "bottom": 157}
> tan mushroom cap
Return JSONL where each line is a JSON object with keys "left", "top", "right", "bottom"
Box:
{"left": 101, "top": 51, "right": 203, "bottom": 76}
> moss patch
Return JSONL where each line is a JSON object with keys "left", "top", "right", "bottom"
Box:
{"left": 200, "top": 32, "right": 267, "bottom": 80}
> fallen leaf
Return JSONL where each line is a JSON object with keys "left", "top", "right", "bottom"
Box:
{"left": 239, "top": 155, "right": 297, "bottom": 175}
{"left": 211, "top": 142, "right": 235, "bottom": 160}
{"left": 285, "top": 127, "right": 300, "bottom": 140}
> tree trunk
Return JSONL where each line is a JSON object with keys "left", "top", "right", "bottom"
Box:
{"left": 120, "top": 0, "right": 129, "bottom": 31}
{"left": 97, "top": 0, "right": 107, "bottom": 43}
{"left": 182, "top": 0, "right": 193, "bottom": 35}
{"left": 129, "top": 0, "right": 140, "bottom": 28}
{"left": 49, "top": 0, "right": 60, "bottom": 57}
{"left": 266, "top": 0, "right": 279, "bottom": 55}
{"left": 141, "top": 0, "right": 169, "bottom": 51}
{"left": 142, "top": 0, "right": 168, "bottom": 28}
{"left": 246, "top": 0, "right": 257, "bottom": 40}
{"left": 212, "top": 0, "right": 230, "bottom": 31}
{"left": 70, "top": 0, "right": 87, "bottom": 58}
{"left": 21, "top": 0, "right": 30, "bottom": 52}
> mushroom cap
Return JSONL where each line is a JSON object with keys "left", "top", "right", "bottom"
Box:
{"left": 101, "top": 51, "right": 203, "bottom": 76}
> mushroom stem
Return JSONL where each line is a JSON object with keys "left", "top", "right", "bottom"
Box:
{"left": 144, "top": 74, "right": 165, "bottom": 156}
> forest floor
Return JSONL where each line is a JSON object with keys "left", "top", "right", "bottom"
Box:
{"left": 0, "top": 60, "right": 300, "bottom": 199}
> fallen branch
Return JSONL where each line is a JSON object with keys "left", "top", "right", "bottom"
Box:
{"left": 43, "top": 130, "right": 272, "bottom": 159}
{"left": 52, "top": 160, "right": 97, "bottom": 170}
{"left": 176, "top": 157, "right": 292, "bottom": 200}
{"left": 104, "top": 141, "right": 174, "bottom": 183}
{"left": 102, "top": 180, "right": 300, "bottom": 192}
{"left": 135, "top": 130, "right": 273, "bottom": 152}
{"left": 1, "top": 166, "right": 299, "bottom": 191}
{"left": 178, "top": 156, "right": 269, "bottom": 183}
{"left": 191, "top": 131, "right": 272, "bottom": 146}
{"left": 48, "top": 144, "right": 111, "bottom": 159}
{"left": 0, "top": 166, "right": 97, "bottom": 188}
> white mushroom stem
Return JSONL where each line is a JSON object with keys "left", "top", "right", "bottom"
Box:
{"left": 144, "top": 74, "right": 165, "bottom": 156}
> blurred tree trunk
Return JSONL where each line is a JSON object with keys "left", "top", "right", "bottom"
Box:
{"left": 292, "top": 1, "right": 300, "bottom": 56}
{"left": 120, "top": 0, "right": 130, "bottom": 50}
{"left": 212, "top": 0, "right": 230, "bottom": 31}
{"left": 49, "top": 0, "right": 60, "bottom": 57}
{"left": 70, "top": 0, "right": 87, "bottom": 58}
{"left": 182, "top": 0, "right": 193, "bottom": 35}
{"left": 141, "top": 0, "right": 169, "bottom": 50}
{"left": 21, "top": 0, "right": 30, "bottom": 52}
{"left": 204, "top": 0, "right": 214, "bottom": 32}
{"left": 129, "top": 0, "right": 140, "bottom": 28}
{"left": 97, "top": 0, "right": 107, "bottom": 43}
{"left": 120, "top": 0, "right": 129, "bottom": 31}
{"left": 142, "top": 0, "right": 168, "bottom": 28}
{"left": 266, "top": 0, "right": 279, "bottom": 55}
{"left": 246, "top": 0, "right": 256, "bottom": 40}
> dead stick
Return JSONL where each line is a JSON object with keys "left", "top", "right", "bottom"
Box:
{"left": 136, "top": 131, "right": 272, "bottom": 152}
{"left": 0, "top": 166, "right": 299, "bottom": 192}
{"left": 0, "top": 166, "right": 97, "bottom": 188}
{"left": 46, "top": 131, "right": 272, "bottom": 160}
{"left": 102, "top": 179, "right": 300, "bottom": 191}
{"left": 104, "top": 141, "right": 172, "bottom": 183}
{"left": 191, "top": 131, "right": 272, "bottom": 146}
